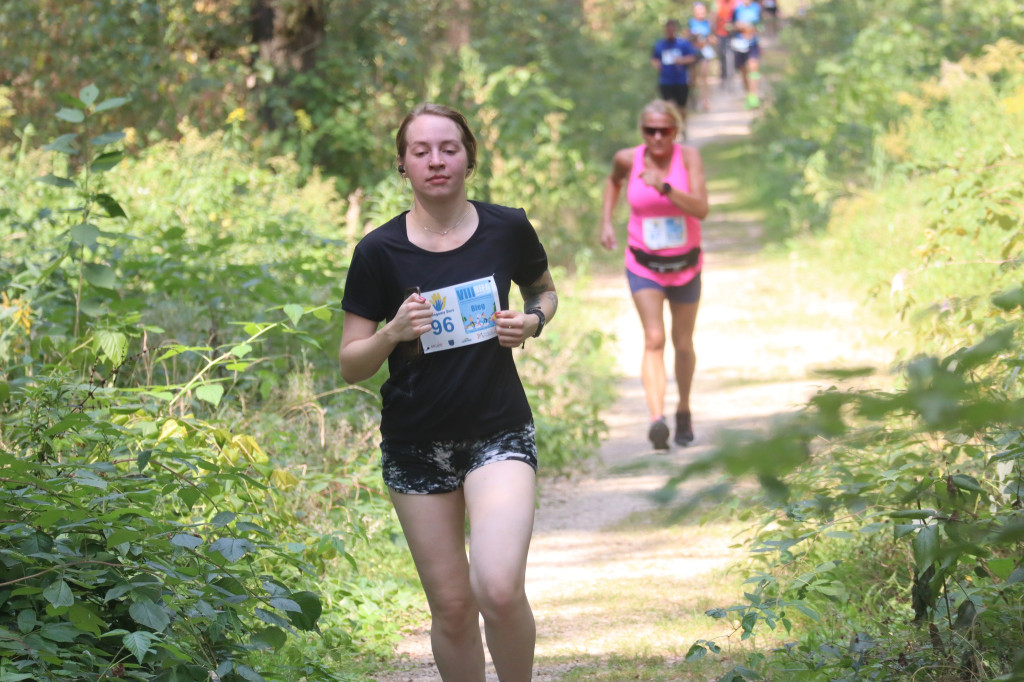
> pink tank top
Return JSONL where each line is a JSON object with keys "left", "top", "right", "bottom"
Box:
{"left": 624, "top": 144, "right": 702, "bottom": 286}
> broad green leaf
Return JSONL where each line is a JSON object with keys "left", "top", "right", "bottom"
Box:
{"left": 90, "top": 131, "right": 125, "bottom": 146}
{"left": 271, "top": 468, "right": 299, "bottom": 490}
{"left": 44, "top": 133, "right": 79, "bottom": 154}
{"left": 91, "top": 150, "right": 124, "bottom": 172}
{"left": 250, "top": 626, "right": 287, "bottom": 651}
{"left": 106, "top": 528, "right": 144, "bottom": 547}
{"left": 83, "top": 262, "right": 117, "bottom": 289}
{"left": 236, "top": 521, "right": 269, "bottom": 536}
{"left": 269, "top": 597, "right": 301, "bottom": 613}
{"left": 196, "top": 384, "right": 224, "bottom": 407}
{"left": 38, "top": 623, "right": 80, "bottom": 642}
{"left": 988, "top": 558, "right": 1014, "bottom": 581}
{"left": 123, "top": 630, "right": 157, "bottom": 663}
{"left": 685, "top": 642, "right": 708, "bottom": 661}
{"left": 950, "top": 474, "right": 983, "bottom": 493}
{"left": 79, "top": 84, "right": 99, "bottom": 106}
{"left": 254, "top": 607, "right": 291, "bottom": 629}
{"left": 229, "top": 343, "right": 252, "bottom": 358}
{"left": 16, "top": 609, "right": 37, "bottom": 634}
{"left": 210, "top": 537, "right": 253, "bottom": 563}
{"left": 233, "top": 434, "right": 267, "bottom": 464}
{"left": 55, "top": 107, "right": 85, "bottom": 123}
{"left": 312, "top": 308, "right": 332, "bottom": 322}
{"left": 913, "top": 525, "right": 939, "bottom": 571}
{"left": 95, "top": 330, "right": 129, "bottom": 364}
{"left": 94, "top": 97, "right": 130, "bottom": 112}
{"left": 0, "top": 382, "right": 9, "bottom": 402}
{"left": 286, "top": 591, "right": 322, "bottom": 631}
{"left": 177, "top": 486, "right": 201, "bottom": 510}
{"left": 68, "top": 604, "right": 105, "bottom": 637}
{"left": 43, "top": 580, "right": 74, "bottom": 608}
{"left": 70, "top": 222, "right": 100, "bottom": 248}
{"left": 171, "top": 534, "right": 203, "bottom": 550}
{"left": 36, "top": 173, "right": 77, "bottom": 188}
{"left": 210, "top": 508, "right": 236, "bottom": 525}
{"left": 283, "top": 304, "right": 304, "bottom": 326}
{"left": 93, "top": 193, "right": 127, "bottom": 218}
{"left": 129, "top": 599, "right": 171, "bottom": 631}
{"left": 158, "top": 419, "right": 187, "bottom": 442}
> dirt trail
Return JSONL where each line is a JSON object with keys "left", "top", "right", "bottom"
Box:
{"left": 376, "top": 65, "right": 894, "bottom": 682}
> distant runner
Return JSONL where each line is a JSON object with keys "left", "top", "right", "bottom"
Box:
{"left": 651, "top": 19, "right": 698, "bottom": 134}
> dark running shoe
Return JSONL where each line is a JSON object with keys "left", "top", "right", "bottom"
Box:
{"left": 648, "top": 417, "right": 670, "bottom": 451}
{"left": 674, "top": 411, "right": 694, "bottom": 446}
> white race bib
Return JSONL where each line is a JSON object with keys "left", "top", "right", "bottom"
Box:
{"left": 419, "top": 276, "right": 501, "bottom": 354}
{"left": 730, "top": 36, "right": 751, "bottom": 53}
{"left": 662, "top": 47, "right": 682, "bottom": 65}
{"left": 642, "top": 216, "right": 687, "bottom": 250}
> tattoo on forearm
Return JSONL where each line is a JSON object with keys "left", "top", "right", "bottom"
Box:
{"left": 521, "top": 272, "right": 557, "bottom": 318}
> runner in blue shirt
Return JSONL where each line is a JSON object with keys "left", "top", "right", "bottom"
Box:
{"left": 732, "top": 0, "right": 762, "bottom": 27}
{"left": 651, "top": 19, "right": 698, "bottom": 133}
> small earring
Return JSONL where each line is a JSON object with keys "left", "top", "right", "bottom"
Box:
{"left": 397, "top": 164, "right": 405, "bottom": 174}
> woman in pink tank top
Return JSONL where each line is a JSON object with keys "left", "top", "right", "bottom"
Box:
{"left": 599, "top": 99, "right": 709, "bottom": 450}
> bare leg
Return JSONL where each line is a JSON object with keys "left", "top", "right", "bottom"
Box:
{"left": 669, "top": 299, "right": 700, "bottom": 413}
{"left": 633, "top": 288, "right": 668, "bottom": 419}
{"left": 389, "top": 489, "right": 485, "bottom": 682}
{"left": 465, "top": 461, "right": 537, "bottom": 681}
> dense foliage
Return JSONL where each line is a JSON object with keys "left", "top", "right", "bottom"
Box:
{"left": 670, "top": 3, "right": 1024, "bottom": 680}
{"left": 750, "top": 0, "right": 1024, "bottom": 237}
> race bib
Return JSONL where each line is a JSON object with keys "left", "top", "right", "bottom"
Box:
{"left": 701, "top": 45, "right": 717, "bottom": 60}
{"left": 730, "top": 36, "right": 751, "bottom": 53}
{"left": 419, "top": 276, "right": 500, "bottom": 354}
{"left": 661, "top": 47, "right": 682, "bottom": 65}
{"left": 642, "top": 216, "right": 687, "bottom": 250}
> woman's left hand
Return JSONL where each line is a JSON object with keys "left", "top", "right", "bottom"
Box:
{"left": 492, "top": 310, "right": 535, "bottom": 348}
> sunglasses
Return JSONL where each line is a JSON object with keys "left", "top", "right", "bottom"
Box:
{"left": 642, "top": 126, "right": 676, "bottom": 137}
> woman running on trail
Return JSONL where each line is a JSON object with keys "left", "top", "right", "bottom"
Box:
{"left": 340, "top": 102, "right": 557, "bottom": 682}
{"left": 688, "top": 2, "right": 715, "bottom": 111}
{"left": 599, "top": 99, "right": 709, "bottom": 450}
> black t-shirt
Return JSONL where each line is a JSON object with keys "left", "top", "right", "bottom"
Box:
{"left": 341, "top": 201, "right": 549, "bottom": 444}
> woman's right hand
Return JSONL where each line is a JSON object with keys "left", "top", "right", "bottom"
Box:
{"left": 391, "top": 292, "right": 433, "bottom": 342}
{"left": 600, "top": 222, "right": 618, "bottom": 251}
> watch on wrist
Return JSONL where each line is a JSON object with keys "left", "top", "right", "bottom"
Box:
{"left": 526, "top": 308, "right": 546, "bottom": 338}
{"left": 660, "top": 181, "right": 672, "bottom": 196}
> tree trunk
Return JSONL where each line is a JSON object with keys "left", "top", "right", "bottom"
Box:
{"left": 250, "top": 0, "right": 325, "bottom": 73}
{"left": 445, "top": 0, "right": 471, "bottom": 53}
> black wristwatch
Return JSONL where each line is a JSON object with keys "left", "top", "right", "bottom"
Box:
{"left": 660, "top": 181, "right": 672, "bottom": 196}
{"left": 526, "top": 308, "right": 546, "bottom": 337}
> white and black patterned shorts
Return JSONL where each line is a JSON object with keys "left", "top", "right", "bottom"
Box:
{"left": 381, "top": 421, "right": 538, "bottom": 495}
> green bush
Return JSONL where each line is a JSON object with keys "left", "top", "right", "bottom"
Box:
{"left": 672, "top": 40, "right": 1024, "bottom": 682}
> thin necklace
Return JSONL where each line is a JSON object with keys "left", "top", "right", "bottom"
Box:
{"left": 417, "top": 204, "right": 472, "bottom": 236}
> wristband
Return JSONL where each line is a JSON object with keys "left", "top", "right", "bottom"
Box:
{"left": 526, "top": 308, "right": 546, "bottom": 338}
{"left": 660, "top": 181, "right": 672, "bottom": 196}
